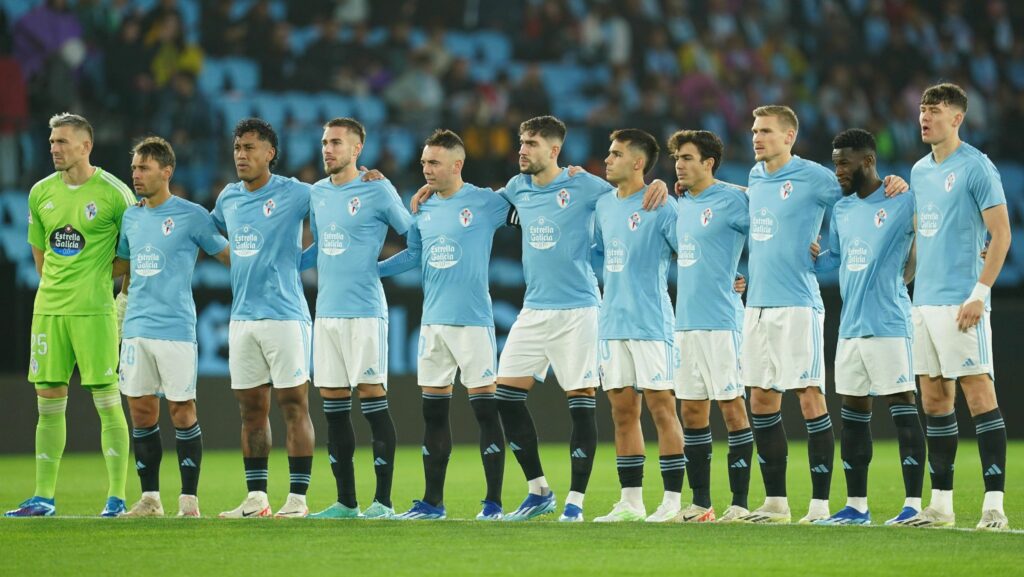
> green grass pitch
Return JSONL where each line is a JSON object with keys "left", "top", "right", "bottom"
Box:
{"left": 2, "top": 441, "right": 1022, "bottom": 576}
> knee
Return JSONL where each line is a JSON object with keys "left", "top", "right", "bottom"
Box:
{"left": 720, "top": 401, "right": 749, "bottom": 430}
{"left": 168, "top": 401, "right": 196, "bottom": 428}
{"left": 797, "top": 390, "right": 827, "bottom": 417}
{"left": 611, "top": 406, "right": 640, "bottom": 429}
{"left": 749, "top": 390, "right": 779, "bottom": 414}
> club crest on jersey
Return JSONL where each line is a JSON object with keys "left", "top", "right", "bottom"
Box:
{"left": 557, "top": 189, "right": 570, "bottom": 208}
{"left": 701, "top": 207, "right": 713, "bottom": 226}
{"left": 162, "top": 217, "right": 175, "bottom": 236}
{"left": 85, "top": 201, "right": 97, "bottom": 220}
{"left": 945, "top": 172, "right": 956, "bottom": 192}
{"left": 349, "top": 197, "right": 361, "bottom": 215}
{"left": 628, "top": 212, "right": 641, "bottom": 231}
{"left": 460, "top": 208, "right": 473, "bottom": 227}
{"left": 779, "top": 181, "right": 793, "bottom": 200}
{"left": 263, "top": 199, "right": 275, "bottom": 217}
{"left": 874, "top": 209, "right": 887, "bottom": 228}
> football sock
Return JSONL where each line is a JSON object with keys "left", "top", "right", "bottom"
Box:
{"left": 925, "top": 411, "right": 958, "bottom": 491}
{"left": 974, "top": 408, "right": 1006, "bottom": 493}
{"left": 805, "top": 413, "right": 834, "bottom": 501}
{"left": 469, "top": 392, "right": 504, "bottom": 504}
{"left": 244, "top": 457, "right": 269, "bottom": 493}
{"left": 684, "top": 426, "right": 713, "bottom": 508}
{"left": 751, "top": 411, "right": 788, "bottom": 497}
{"left": 727, "top": 427, "right": 754, "bottom": 509}
{"left": 496, "top": 385, "right": 545, "bottom": 484}
{"left": 174, "top": 422, "right": 202, "bottom": 496}
{"left": 324, "top": 398, "right": 357, "bottom": 507}
{"left": 889, "top": 403, "right": 925, "bottom": 499}
{"left": 659, "top": 453, "right": 686, "bottom": 495}
{"left": 840, "top": 406, "right": 872, "bottom": 499}
{"left": 361, "top": 396, "right": 396, "bottom": 508}
{"left": 92, "top": 385, "right": 129, "bottom": 500}
{"left": 132, "top": 425, "right": 162, "bottom": 493}
{"left": 288, "top": 455, "right": 313, "bottom": 495}
{"left": 421, "top": 391, "right": 453, "bottom": 507}
{"left": 568, "top": 396, "right": 597, "bottom": 494}
{"left": 34, "top": 395, "right": 67, "bottom": 499}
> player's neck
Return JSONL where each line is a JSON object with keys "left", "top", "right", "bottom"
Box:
{"left": 856, "top": 176, "right": 883, "bottom": 199}
{"left": 243, "top": 171, "right": 272, "bottom": 192}
{"left": 329, "top": 165, "right": 360, "bottom": 187}
{"left": 616, "top": 176, "right": 645, "bottom": 199}
{"left": 687, "top": 176, "right": 715, "bottom": 197}
{"left": 530, "top": 164, "right": 562, "bottom": 188}
{"left": 145, "top": 188, "right": 172, "bottom": 208}
{"left": 436, "top": 177, "right": 465, "bottom": 199}
{"left": 62, "top": 162, "right": 96, "bottom": 187}
{"left": 930, "top": 134, "right": 962, "bottom": 164}
{"left": 764, "top": 151, "right": 793, "bottom": 174}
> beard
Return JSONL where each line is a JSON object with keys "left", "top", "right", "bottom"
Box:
{"left": 843, "top": 168, "right": 867, "bottom": 196}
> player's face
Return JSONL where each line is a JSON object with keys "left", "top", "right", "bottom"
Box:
{"left": 831, "top": 148, "right": 869, "bottom": 195}
{"left": 420, "top": 145, "right": 457, "bottom": 190}
{"left": 604, "top": 139, "right": 638, "bottom": 185}
{"left": 321, "top": 126, "right": 362, "bottom": 175}
{"left": 49, "top": 126, "right": 90, "bottom": 172}
{"left": 751, "top": 115, "right": 794, "bottom": 163}
{"left": 130, "top": 153, "right": 170, "bottom": 198}
{"left": 919, "top": 102, "right": 963, "bottom": 145}
{"left": 233, "top": 131, "right": 274, "bottom": 182}
{"left": 673, "top": 142, "right": 712, "bottom": 190}
{"left": 518, "top": 132, "right": 559, "bottom": 175}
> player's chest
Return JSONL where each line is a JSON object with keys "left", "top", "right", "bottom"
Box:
{"left": 127, "top": 213, "right": 191, "bottom": 256}
{"left": 749, "top": 178, "right": 814, "bottom": 216}
{"left": 224, "top": 195, "right": 296, "bottom": 229}
{"left": 312, "top": 194, "right": 379, "bottom": 231}
{"left": 419, "top": 205, "right": 484, "bottom": 241}
{"left": 516, "top": 187, "right": 591, "bottom": 222}
{"left": 42, "top": 193, "right": 115, "bottom": 232}
{"left": 598, "top": 204, "right": 650, "bottom": 241}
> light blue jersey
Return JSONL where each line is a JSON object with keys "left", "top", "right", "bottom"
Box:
{"left": 502, "top": 169, "right": 613, "bottom": 309}
{"left": 117, "top": 196, "right": 229, "bottom": 342}
{"left": 675, "top": 182, "right": 748, "bottom": 331}
{"left": 815, "top": 186, "right": 915, "bottom": 338}
{"left": 308, "top": 175, "right": 412, "bottom": 319}
{"left": 911, "top": 142, "right": 1006, "bottom": 306}
{"left": 211, "top": 174, "right": 311, "bottom": 322}
{"left": 378, "top": 183, "right": 508, "bottom": 326}
{"left": 594, "top": 188, "right": 677, "bottom": 342}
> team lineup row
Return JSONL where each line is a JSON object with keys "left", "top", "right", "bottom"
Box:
{"left": 6, "top": 82, "right": 1010, "bottom": 530}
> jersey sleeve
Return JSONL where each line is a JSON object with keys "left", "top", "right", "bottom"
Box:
{"left": 484, "top": 189, "right": 512, "bottom": 230}
{"left": 818, "top": 169, "right": 842, "bottom": 209}
{"left": 193, "top": 209, "right": 230, "bottom": 256}
{"left": 380, "top": 182, "right": 413, "bottom": 235}
{"left": 659, "top": 199, "right": 679, "bottom": 250}
{"left": 115, "top": 213, "right": 131, "bottom": 260}
{"left": 968, "top": 157, "right": 1007, "bottom": 212}
{"left": 302, "top": 208, "right": 318, "bottom": 272}
{"left": 105, "top": 173, "right": 136, "bottom": 231}
{"left": 210, "top": 186, "right": 228, "bottom": 233}
{"left": 499, "top": 176, "right": 519, "bottom": 204}
{"left": 27, "top": 187, "right": 45, "bottom": 250}
{"left": 378, "top": 223, "right": 422, "bottom": 278}
{"left": 814, "top": 209, "right": 841, "bottom": 273}
{"left": 731, "top": 191, "right": 751, "bottom": 234}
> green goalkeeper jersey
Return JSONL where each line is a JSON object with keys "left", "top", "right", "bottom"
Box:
{"left": 27, "top": 168, "right": 136, "bottom": 315}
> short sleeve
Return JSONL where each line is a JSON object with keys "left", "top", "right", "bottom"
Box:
{"left": 115, "top": 214, "right": 131, "bottom": 260}
{"left": 818, "top": 169, "right": 842, "bottom": 210}
{"left": 968, "top": 158, "right": 1007, "bottom": 212}
{"left": 484, "top": 190, "right": 511, "bottom": 230}
{"left": 659, "top": 199, "right": 678, "bottom": 249}
{"left": 380, "top": 182, "right": 413, "bottom": 234}
{"left": 211, "top": 188, "right": 227, "bottom": 233}
{"left": 27, "top": 189, "right": 45, "bottom": 250}
{"left": 193, "top": 209, "right": 230, "bottom": 256}
{"left": 731, "top": 191, "right": 751, "bottom": 234}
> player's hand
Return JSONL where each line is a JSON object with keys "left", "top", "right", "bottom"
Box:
{"left": 360, "top": 167, "right": 385, "bottom": 181}
{"left": 956, "top": 299, "right": 984, "bottom": 332}
{"left": 674, "top": 180, "right": 684, "bottom": 197}
{"left": 883, "top": 174, "right": 910, "bottom": 197}
{"left": 115, "top": 292, "right": 128, "bottom": 341}
{"left": 642, "top": 179, "right": 669, "bottom": 211}
{"left": 810, "top": 235, "right": 821, "bottom": 261}
{"left": 567, "top": 165, "right": 587, "bottom": 177}
{"left": 733, "top": 274, "right": 746, "bottom": 295}
{"left": 410, "top": 184, "right": 434, "bottom": 214}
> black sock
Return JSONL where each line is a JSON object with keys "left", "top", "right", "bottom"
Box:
{"left": 684, "top": 426, "right": 713, "bottom": 508}
{"left": 751, "top": 411, "right": 787, "bottom": 497}
{"left": 244, "top": 456, "right": 269, "bottom": 493}
{"left": 421, "top": 391, "right": 452, "bottom": 507}
{"left": 132, "top": 425, "right": 162, "bottom": 493}
{"left": 174, "top": 422, "right": 202, "bottom": 496}
{"left": 806, "top": 413, "right": 834, "bottom": 500}
{"left": 617, "top": 455, "right": 644, "bottom": 488}
{"left": 925, "top": 412, "right": 958, "bottom": 491}
{"left": 361, "top": 396, "right": 396, "bottom": 507}
{"left": 288, "top": 455, "right": 312, "bottom": 495}
{"left": 496, "top": 385, "right": 544, "bottom": 482}
{"left": 470, "top": 392, "right": 504, "bottom": 504}
{"left": 974, "top": 408, "right": 1006, "bottom": 493}
{"left": 659, "top": 454, "right": 686, "bottom": 494}
{"left": 840, "top": 406, "right": 872, "bottom": 499}
{"left": 889, "top": 403, "right": 925, "bottom": 499}
{"left": 727, "top": 428, "right": 754, "bottom": 509}
{"left": 568, "top": 396, "right": 597, "bottom": 494}
{"left": 324, "top": 398, "right": 357, "bottom": 507}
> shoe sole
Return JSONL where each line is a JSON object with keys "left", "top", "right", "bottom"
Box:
{"left": 739, "top": 515, "right": 791, "bottom": 524}
{"left": 218, "top": 507, "right": 272, "bottom": 519}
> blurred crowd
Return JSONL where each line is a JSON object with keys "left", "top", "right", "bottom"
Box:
{"left": 1, "top": 0, "right": 1023, "bottom": 202}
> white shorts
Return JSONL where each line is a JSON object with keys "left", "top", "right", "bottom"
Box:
{"left": 313, "top": 317, "right": 387, "bottom": 389}
{"left": 229, "top": 319, "right": 311, "bottom": 390}
{"left": 912, "top": 305, "right": 994, "bottom": 379}
{"left": 119, "top": 337, "right": 198, "bottom": 402}
{"left": 598, "top": 339, "right": 675, "bottom": 391}
{"left": 674, "top": 330, "right": 744, "bottom": 401}
{"left": 835, "top": 337, "right": 916, "bottom": 397}
{"left": 497, "top": 307, "right": 599, "bottom": 391}
{"left": 418, "top": 324, "right": 497, "bottom": 388}
{"left": 742, "top": 306, "right": 825, "bottom": 392}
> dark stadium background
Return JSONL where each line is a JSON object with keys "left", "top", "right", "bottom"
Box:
{"left": 0, "top": 0, "right": 1021, "bottom": 452}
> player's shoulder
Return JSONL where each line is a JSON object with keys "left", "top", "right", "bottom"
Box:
{"left": 793, "top": 156, "right": 835, "bottom": 182}
{"left": 29, "top": 172, "right": 62, "bottom": 199}
{"left": 574, "top": 171, "right": 614, "bottom": 193}
{"left": 958, "top": 142, "right": 1000, "bottom": 175}
{"left": 504, "top": 173, "right": 528, "bottom": 194}
{"left": 272, "top": 174, "right": 312, "bottom": 193}
{"left": 95, "top": 167, "right": 135, "bottom": 198}
{"left": 716, "top": 181, "right": 749, "bottom": 205}
{"left": 911, "top": 153, "right": 933, "bottom": 174}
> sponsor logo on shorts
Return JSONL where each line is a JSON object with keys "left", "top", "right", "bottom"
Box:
{"left": 779, "top": 181, "right": 793, "bottom": 200}
{"left": 30, "top": 357, "right": 39, "bottom": 374}
{"left": 263, "top": 199, "right": 275, "bottom": 217}
{"left": 162, "top": 217, "right": 175, "bottom": 236}
{"left": 557, "top": 189, "right": 570, "bottom": 208}
{"left": 85, "top": 201, "right": 97, "bottom": 220}
{"left": 750, "top": 208, "right": 779, "bottom": 242}
{"left": 50, "top": 224, "right": 86, "bottom": 256}
{"left": 459, "top": 208, "right": 473, "bottom": 227}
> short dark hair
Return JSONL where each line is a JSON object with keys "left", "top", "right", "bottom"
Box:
{"left": 49, "top": 112, "right": 93, "bottom": 141}
{"left": 832, "top": 128, "right": 877, "bottom": 152}
{"left": 752, "top": 105, "right": 799, "bottom": 132}
{"left": 519, "top": 115, "right": 567, "bottom": 142}
{"left": 323, "top": 117, "right": 366, "bottom": 143}
{"left": 921, "top": 82, "right": 968, "bottom": 112}
{"left": 667, "top": 130, "right": 724, "bottom": 174}
{"left": 233, "top": 117, "right": 279, "bottom": 169}
{"left": 424, "top": 128, "right": 465, "bottom": 152}
{"left": 132, "top": 136, "right": 176, "bottom": 169}
{"left": 610, "top": 128, "right": 660, "bottom": 175}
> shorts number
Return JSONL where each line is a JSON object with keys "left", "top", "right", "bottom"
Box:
{"left": 31, "top": 333, "right": 48, "bottom": 356}
{"left": 121, "top": 344, "right": 136, "bottom": 366}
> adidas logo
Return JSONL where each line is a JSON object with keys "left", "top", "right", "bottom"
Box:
{"left": 105, "top": 448, "right": 120, "bottom": 457}
{"left": 43, "top": 201, "right": 54, "bottom": 210}
{"left": 421, "top": 446, "right": 430, "bottom": 456}
{"left": 293, "top": 368, "right": 304, "bottom": 377}
{"left": 724, "top": 383, "right": 736, "bottom": 393}
{"left": 136, "top": 460, "right": 146, "bottom": 470}
{"left": 328, "top": 455, "right": 338, "bottom": 464}
{"left": 810, "top": 465, "right": 830, "bottom": 474}
{"left": 799, "top": 371, "right": 809, "bottom": 380}
{"left": 483, "top": 443, "right": 501, "bottom": 455}
{"left": 482, "top": 368, "right": 494, "bottom": 378}
{"left": 180, "top": 458, "right": 197, "bottom": 468}
{"left": 962, "top": 358, "right": 976, "bottom": 368}
{"left": 896, "top": 374, "right": 909, "bottom": 384}
{"left": 37, "top": 453, "right": 50, "bottom": 460}
{"left": 584, "top": 370, "right": 593, "bottom": 379}
{"left": 902, "top": 456, "right": 919, "bottom": 466}
{"left": 651, "top": 373, "right": 663, "bottom": 382}
{"left": 730, "top": 459, "right": 748, "bottom": 469}
{"left": 364, "top": 368, "right": 376, "bottom": 376}
{"left": 105, "top": 368, "right": 114, "bottom": 376}
{"left": 984, "top": 464, "right": 1003, "bottom": 477}
{"left": 842, "top": 460, "right": 852, "bottom": 471}
{"left": 509, "top": 442, "right": 522, "bottom": 452}
{"left": 571, "top": 448, "right": 588, "bottom": 459}
{"left": 373, "top": 457, "right": 388, "bottom": 466}
{"left": 757, "top": 455, "right": 766, "bottom": 464}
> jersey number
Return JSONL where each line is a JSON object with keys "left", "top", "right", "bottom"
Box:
{"left": 31, "top": 333, "right": 48, "bottom": 356}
